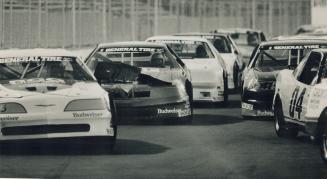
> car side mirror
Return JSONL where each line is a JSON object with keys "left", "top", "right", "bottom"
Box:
{"left": 234, "top": 50, "right": 239, "bottom": 55}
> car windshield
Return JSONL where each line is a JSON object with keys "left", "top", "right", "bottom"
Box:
{"left": 253, "top": 46, "right": 315, "bottom": 71}
{"left": 208, "top": 37, "right": 232, "bottom": 53}
{"left": 87, "top": 47, "right": 175, "bottom": 69}
{"left": 86, "top": 46, "right": 177, "bottom": 84}
{"left": 0, "top": 56, "right": 94, "bottom": 84}
{"left": 230, "top": 32, "right": 259, "bottom": 46}
{"left": 154, "top": 40, "right": 214, "bottom": 59}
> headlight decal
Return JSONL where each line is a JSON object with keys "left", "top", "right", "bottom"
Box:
{"left": 64, "top": 99, "right": 106, "bottom": 111}
{"left": 0, "top": 103, "right": 27, "bottom": 114}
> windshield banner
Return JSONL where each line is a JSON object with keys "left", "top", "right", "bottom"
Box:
{"left": 98, "top": 47, "right": 163, "bottom": 53}
{"left": 261, "top": 45, "right": 327, "bottom": 50}
{"left": 0, "top": 56, "right": 73, "bottom": 63}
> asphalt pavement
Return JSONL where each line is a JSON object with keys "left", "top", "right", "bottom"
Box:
{"left": 0, "top": 93, "right": 327, "bottom": 179}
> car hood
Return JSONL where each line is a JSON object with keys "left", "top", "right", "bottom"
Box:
{"left": 181, "top": 58, "right": 221, "bottom": 71}
{"left": 0, "top": 80, "right": 105, "bottom": 98}
{"left": 181, "top": 58, "right": 223, "bottom": 86}
{"left": 94, "top": 61, "right": 174, "bottom": 84}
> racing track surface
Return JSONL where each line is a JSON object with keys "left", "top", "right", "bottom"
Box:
{"left": 1, "top": 93, "right": 327, "bottom": 179}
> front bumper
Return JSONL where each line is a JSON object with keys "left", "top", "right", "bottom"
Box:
{"left": 241, "top": 89, "right": 274, "bottom": 117}
{"left": 114, "top": 99, "right": 191, "bottom": 120}
{"left": 0, "top": 111, "right": 114, "bottom": 141}
{"left": 192, "top": 86, "right": 224, "bottom": 102}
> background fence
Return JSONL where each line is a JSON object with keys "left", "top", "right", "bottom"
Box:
{"left": 0, "top": 0, "right": 311, "bottom": 49}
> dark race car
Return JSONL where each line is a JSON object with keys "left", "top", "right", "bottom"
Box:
{"left": 85, "top": 42, "right": 193, "bottom": 122}
{"left": 241, "top": 38, "right": 327, "bottom": 119}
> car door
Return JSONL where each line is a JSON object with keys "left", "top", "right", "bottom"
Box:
{"left": 288, "top": 52, "right": 323, "bottom": 121}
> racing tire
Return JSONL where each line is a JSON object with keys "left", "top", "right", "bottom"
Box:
{"left": 108, "top": 94, "right": 118, "bottom": 150}
{"left": 222, "top": 74, "right": 229, "bottom": 107}
{"left": 320, "top": 122, "right": 327, "bottom": 164}
{"left": 185, "top": 81, "right": 194, "bottom": 124}
{"left": 274, "top": 99, "right": 298, "bottom": 138}
{"left": 233, "top": 63, "right": 239, "bottom": 90}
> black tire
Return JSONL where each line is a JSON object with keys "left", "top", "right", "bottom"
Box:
{"left": 274, "top": 99, "right": 298, "bottom": 138}
{"left": 233, "top": 64, "right": 239, "bottom": 89}
{"left": 222, "top": 74, "right": 229, "bottom": 106}
{"left": 108, "top": 94, "right": 118, "bottom": 150}
{"left": 320, "top": 124, "right": 327, "bottom": 164}
{"left": 185, "top": 81, "right": 194, "bottom": 124}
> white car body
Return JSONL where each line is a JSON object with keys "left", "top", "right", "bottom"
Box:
{"left": 174, "top": 33, "right": 245, "bottom": 89}
{"left": 274, "top": 49, "right": 327, "bottom": 127}
{"left": 0, "top": 49, "right": 115, "bottom": 141}
{"left": 146, "top": 36, "right": 227, "bottom": 103}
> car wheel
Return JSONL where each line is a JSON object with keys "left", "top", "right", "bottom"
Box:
{"left": 274, "top": 100, "right": 298, "bottom": 138}
{"left": 222, "top": 74, "right": 229, "bottom": 106}
{"left": 185, "top": 81, "right": 193, "bottom": 124}
{"left": 233, "top": 63, "right": 239, "bottom": 89}
{"left": 320, "top": 125, "right": 327, "bottom": 164}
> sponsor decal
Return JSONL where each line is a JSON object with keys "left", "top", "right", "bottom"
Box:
{"left": 0, "top": 116, "right": 19, "bottom": 121}
{"left": 98, "top": 47, "right": 164, "bottom": 53}
{"left": 263, "top": 45, "right": 322, "bottom": 50}
{"left": 257, "top": 110, "right": 274, "bottom": 116}
{"left": 73, "top": 112, "right": 103, "bottom": 118}
{"left": 241, "top": 102, "right": 254, "bottom": 110}
{"left": 157, "top": 108, "right": 191, "bottom": 117}
{"left": 154, "top": 40, "right": 196, "bottom": 44}
{"left": 0, "top": 56, "right": 73, "bottom": 64}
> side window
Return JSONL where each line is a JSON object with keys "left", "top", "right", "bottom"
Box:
{"left": 297, "top": 52, "right": 322, "bottom": 85}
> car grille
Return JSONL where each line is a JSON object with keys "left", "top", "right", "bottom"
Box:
{"left": 1, "top": 124, "right": 90, "bottom": 136}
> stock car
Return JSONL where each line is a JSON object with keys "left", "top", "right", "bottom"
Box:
{"left": 273, "top": 48, "right": 327, "bottom": 164}
{"left": 85, "top": 42, "right": 193, "bottom": 122}
{"left": 241, "top": 39, "right": 327, "bottom": 119}
{"left": 213, "top": 28, "right": 266, "bottom": 65}
{"left": 0, "top": 49, "right": 116, "bottom": 147}
{"left": 174, "top": 32, "right": 245, "bottom": 89}
{"left": 146, "top": 36, "right": 228, "bottom": 104}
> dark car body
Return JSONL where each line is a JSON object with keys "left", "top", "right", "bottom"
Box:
{"left": 241, "top": 39, "right": 327, "bottom": 118}
{"left": 85, "top": 42, "right": 193, "bottom": 121}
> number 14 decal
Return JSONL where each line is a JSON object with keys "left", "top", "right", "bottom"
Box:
{"left": 289, "top": 86, "right": 306, "bottom": 119}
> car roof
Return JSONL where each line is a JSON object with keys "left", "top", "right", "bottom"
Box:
{"left": 147, "top": 35, "right": 209, "bottom": 42}
{"left": 271, "top": 35, "right": 327, "bottom": 41}
{"left": 213, "top": 28, "right": 263, "bottom": 34}
{"left": 0, "top": 48, "right": 76, "bottom": 58}
{"left": 174, "top": 32, "right": 229, "bottom": 37}
{"left": 259, "top": 39, "right": 327, "bottom": 47}
{"left": 97, "top": 41, "right": 167, "bottom": 48}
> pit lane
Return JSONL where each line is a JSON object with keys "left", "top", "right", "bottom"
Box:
{"left": 0, "top": 93, "right": 327, "bottom": 178}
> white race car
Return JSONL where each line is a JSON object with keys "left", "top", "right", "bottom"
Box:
{"left": 0, "top": 49, "right": 116, "bottom": 147}
{"left": 147, "top": 36, "right": 228, "bottom": 104}
{"left": 175, "top": 32, "right": 245, "bottom": 89}
{"left": 273, "top": 48, "right": 327, "bottom": 164}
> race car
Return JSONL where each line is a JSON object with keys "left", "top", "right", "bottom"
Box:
{"left": 241, "top": 39, "right": 327, "bottom": 119}
{"left": 146, "top": 36, "right": 228, "bottom": 104}
{"left": 0, "top": 49, "right": 116, "bottom": 147}
{"left": 174, "top": 32, "right": 245, "bottom": 89}
{"left": 213, "top": 28, "right": 266, "bottom": 65}
{"left": 85, "top": 42, "right": 193, "bottom": 122}
{"left": 273, "top": 48, "right": 327, "bottom": 164}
